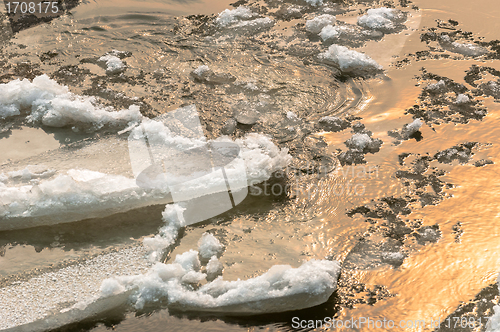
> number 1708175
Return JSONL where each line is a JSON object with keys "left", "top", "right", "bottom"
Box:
{"left": 5, "top": 2, "right": 59, "bottom": 14}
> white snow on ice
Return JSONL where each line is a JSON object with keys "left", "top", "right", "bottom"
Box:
{"left": 318, "top": 45, "right": 382, "bottom": 74}
{"left": 357, "top": 7, "right": 405, "bottom": 31}
{"left": 305, "top": 14, "right": 336, "bottom": 34}
{"left": 216, "top": 7, "right": 257, "bottom": 27}
{"left": 0, "top": 75, "right": 142, "bottom": 130}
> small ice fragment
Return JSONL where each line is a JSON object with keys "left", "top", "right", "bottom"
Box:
{"left": 98, "top": 54, "right": 126, "bottom": 75}
{"left": 357, "top": 7, "right": 405, "bottom": 32}
{"left": 206, "top": 256, "right": 223, "bottom": 280}
{"left": 402, "top": 118, "right": 422, "bottom": 138}
{"left": 318, "top": 45, "right": 382, "bottom": 75}
{"left": 345, "top": 133, "right": 372, "bottom": 150}
{"left": 455, "top": 94, "right": 470, "bottom": 104}
{"left": 305, "top": 14, "right": 336, "bottom": 34}
{"left": 198, "top": 233, "right": 224, "bottom": 260}
{"left": 304, "top": 0, "right": 323, "bottom": 7}
{"left": 425, "top": 80, "right": 446, "bottom": 92}
{"left": 216, "top": 7, "right": 256, "bottom": 27}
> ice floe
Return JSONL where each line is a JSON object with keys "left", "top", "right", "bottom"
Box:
{"left": 104, "top": 245, "right": 340, "bottom": 313}
{"left": 0, "top": 74, "right": 142, "bottom": 131}
{"left": 0, "top": 131, "right": 291, "bottom": 231}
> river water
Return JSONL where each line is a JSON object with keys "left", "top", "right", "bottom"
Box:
{"left": 0, "top": 0, "right": 499, "bottom": 331}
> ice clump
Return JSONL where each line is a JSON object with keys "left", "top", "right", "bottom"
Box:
{"left": 305, "top": 14, "right": 336, "bottom": 34}
{"left": 198, "top": 233, "right": 224, "bottom": 260}
{"left": 143, "top": 204, "right": 187, "bottom": 261}
{"left": 234, "top": 133, "right": 292, "bottom": 183}
{"left": 425, "top": 80, "right": 446, "bottom": 93}
{"left": 103, "top": 254, "right": 340, "bottom": 314}
{"left": 216, "top": 7, "right": 257, "bottom": 27}
{"left": 304, "top": 0, "right": 323, "bottom": 6}
{"left": 388, "top": 118, "right": 423, "bottom": 143}
{"left": 357, "top": 7, "right": 406, "bottom": 32}
{"left": 98, "top": 54, "right": 126, "bottom": 75}
{"left": 439, "top": 35, "right": 488, "bottom": 57}
{"left": 215, "top": 7, "right": 274, "bottom": 33}
{"left": 191, "top": 65, "right": 236, "bottom": 84}
{"left": 317, "top": 116, "right": 350, "bottom": 132}
{"left": 206, "top": 256, "right": 223, "bottom": 280}
{"left": 318, "top": 45, "right": 382, "bottom": 76}
{"left": 0, "top": 75, "right": 143, "bottom": 131}
{"left": 455, "top": 94, "right": 470, "bottom": 104}
{"left": 338, "top": 123, "right": 383, "bottom": 165}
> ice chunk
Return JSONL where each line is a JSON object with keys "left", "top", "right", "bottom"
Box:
{"left": 318, "top": 116, "right": 350, "bottom": 132}
{"left": 305, "top": 14, "right": 336, "bottom": 34}
{"left": 98, "top": 54, "right": 126, "bottom": 75}
{"left": 345, "top": 133, "right": 372, "bottom": 150}
{"left": 192, "top": 65, "right": 211, "bottom": 77}
{"left": 234, "top": 133, "right": 292, "bottom": 183}
{"left": 0, "top": 75, "right": 143, "bottom": 131}
{"left": 304, "top": 0, "right": 323, "bottom": 7}
{"left": 318, "top": 45, "right": 382, "bottom": 75}
{"left": 455, "top": 94, "right": 470, "bottom": 104}
{"left": 357, "top": 7, "right": 405, "bottom": 32}
{"left": 175, "top": 250, "right": 201, "bottom": 272}
{"left": 402, "top": 118, "right": 422, "bottom": 138}
{"left": 439, "top": 35, "right": 488, "bottom": 57}
{"left": 206, "top": 256, "right": 223, "bottom": 280}
{"left": 425, "top": 80, "right": 446, "bottom": 92}
{"left": 198, "top": 233, "right": 224, "bottom": 260}
{"left": 216, "top": 7, "right": 257, "bottom": 27}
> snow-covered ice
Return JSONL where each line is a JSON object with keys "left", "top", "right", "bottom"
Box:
{"left": 98, "top": 54, "right": 126, "bottom": 75}
{"left": 357, "top": 7, "right": 405, "bottom": 32}
{"left": 216, "top": 7, "right": 257, "bottom": 27}
{"left": 439, "top": 35, "right": 488, "bottom": 57}
{"left": 0, "top": 75, "right": 142, "bottom": 131}
{"left": 455, "top": 94, "right": 470, "bottom": 104}
{"left": 198, "top": 233, "right": 224, "bottom": 260}
{"left": 318, "top": 45, "right": 382, "bottom": 75}
{"left": 305, "top": 14, "right": 336, "bottom": 34}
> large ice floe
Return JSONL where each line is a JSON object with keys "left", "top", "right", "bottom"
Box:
{"left": 0, "top": 128, "right": 291, "bottom": 230}
{"left": 318, "top": 45, "right": 383, "bottom": 76}
{"left": 0, "top": 75, "right": 142, "bottom": 130}
{"left": 101, "top": 206, "right": 341, "bottom": 315}
{"left": 0, "top": 204, "right": 341, "bottom": 330}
